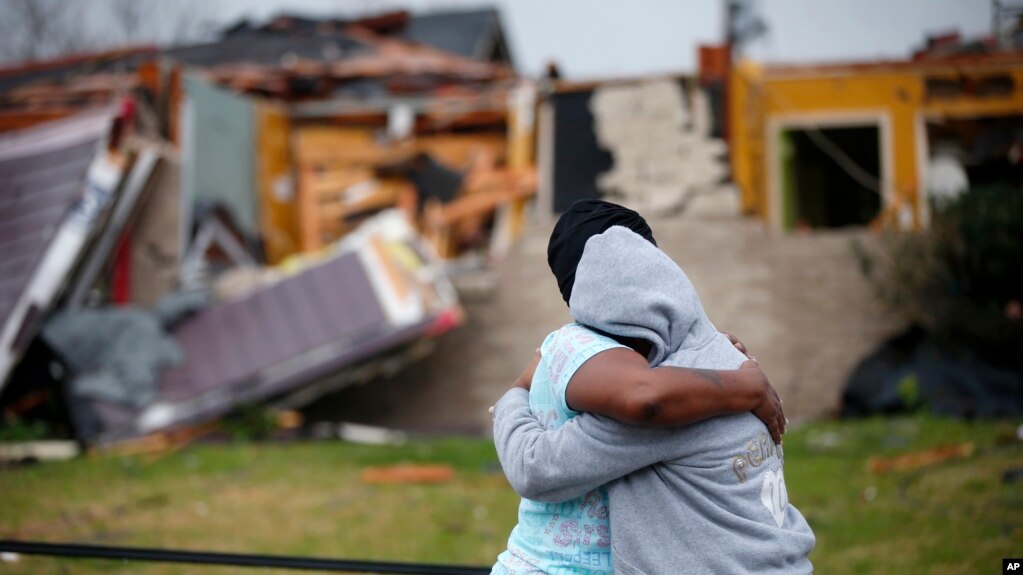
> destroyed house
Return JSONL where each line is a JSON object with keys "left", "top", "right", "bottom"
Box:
{"left": 223, "top": 8, "right": 515, "bottom": 67}
{"left": 729, "top": 44, "right": 1023, "bottom": 231}
{"left": 0, "top": 7, "right": 533, "bottom": 449}
{"left": 0, "top": 7, "right": 517, "bottom": 133}
{"left": 0, "top": 109, "right": 465, "bottom": 447}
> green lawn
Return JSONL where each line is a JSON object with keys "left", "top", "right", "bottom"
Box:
{"left": 0, "top": 416, "right": 1020, "bottom": 574}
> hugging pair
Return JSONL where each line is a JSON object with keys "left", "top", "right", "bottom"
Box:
{"left": 490, "top": 200, "right": 814, "bottom": 575}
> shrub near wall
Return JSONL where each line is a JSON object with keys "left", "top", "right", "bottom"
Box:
{"left": 845, "top": 184, "right": 1023, "bottom": 417}
{"left": 863, "top": 184, "right": 1023, "bottom": 366}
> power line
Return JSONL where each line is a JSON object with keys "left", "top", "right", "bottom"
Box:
{"left": 0, "top": 540, "right": 491, "bottom": 575}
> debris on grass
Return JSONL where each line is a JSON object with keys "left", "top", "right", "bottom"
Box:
{"left": 805, "top": 430, "right": 843, "bottom": 451}
{"left": 0, "top": 441, "right": 78, "bottom": 463}
{"left": 337, "top": 422, "right": 408, "bottom": 446}
{"left": 361, "top": 464, "right": 455, "bottom": 484}
{"left": 93, "top": 422, "right": 217, "bottom": 458}
{"left": 868, "top": 442, "right": 975, "bottom": 474}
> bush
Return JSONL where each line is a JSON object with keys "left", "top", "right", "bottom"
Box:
{"left": 856, "top": 184, "right": 1023, "bottom": 365}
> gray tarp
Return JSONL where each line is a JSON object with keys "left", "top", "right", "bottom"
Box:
{"left": 41, "top": 308, "right": 183, "bottom": 408}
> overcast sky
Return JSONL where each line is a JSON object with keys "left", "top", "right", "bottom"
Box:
{"left": 207, "top": 0, "right": 991, "bottom": 77}
{"left": 2, "top": 0, "right": 993, "bottom": 78}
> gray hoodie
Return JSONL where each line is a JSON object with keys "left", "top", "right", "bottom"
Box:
{"left": 493, "top": 226, "right": 815, "bottom": 574}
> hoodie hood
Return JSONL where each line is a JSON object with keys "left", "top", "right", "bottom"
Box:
{"left": 568, "top": 226, "right": 744, "bottom": 369}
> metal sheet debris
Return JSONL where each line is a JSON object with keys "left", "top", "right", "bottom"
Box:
{"left": 0, "top": 108, "right": 122, "bottom": 389}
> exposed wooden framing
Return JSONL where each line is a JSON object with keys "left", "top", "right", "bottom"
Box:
{"left": 430, "top": 174, "right": 536, "bottom": 227}
{"left": 256, "top": 102, "right": 301, "bottom": 264}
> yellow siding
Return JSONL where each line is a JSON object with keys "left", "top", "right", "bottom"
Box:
{"left": 729, "top": 61, "right": 765, "bottom": 217}
{"left": 255, "top": 103, "right": 300, "bottom": 264}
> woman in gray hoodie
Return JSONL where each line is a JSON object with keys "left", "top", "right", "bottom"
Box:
{"left": 492, "top": 225, "right": 815, "bottom": 574}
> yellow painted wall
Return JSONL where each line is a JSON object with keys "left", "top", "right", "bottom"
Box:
{"left": 730, "top": 58, "right": 1023, "bottom": 229}
{"left": 729, "top": 61, "right": 765, "bottom": 218}
{"left": 764, "top": 71, "right": 922, "bottom": 224}
{"left": 255, "top": 103, "right": 301, "bottom": 264}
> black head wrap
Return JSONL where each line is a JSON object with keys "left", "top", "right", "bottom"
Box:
{"left": 547, "top": 199, "right": 657, "bottom": 305}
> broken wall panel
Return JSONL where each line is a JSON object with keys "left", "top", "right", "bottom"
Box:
{"left": 590, "top": 78, "right": 727, "bottom": 214}
{"left": 129, "top": 151, "right": 183, "bottom": 307}
{"left": 542, "top": 78, "right": 725, "bottom": 215}
{"left": 78, "top": 211, "right": 462, "bottom": 444}
{"left": 183, "top": 75, "right": 259, "bottom": 242}
{"left": 107, "top": 250, "right": 387, "bottom": 441}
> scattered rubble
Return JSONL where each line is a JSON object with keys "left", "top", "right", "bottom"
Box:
{"left": 0, "top": 8, "right": 534, "bottom": 449}
{"left": 361, "top": 464, "right": 455, "bottom": 484}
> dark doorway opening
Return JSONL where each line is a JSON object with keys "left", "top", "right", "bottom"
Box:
{"left": 781, "top": 126, "right": 882, "bottom": 229}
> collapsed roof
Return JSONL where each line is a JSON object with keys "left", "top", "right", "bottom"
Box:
{"left": 224, "top": 8, "right": 514, "bottom": 67}
{"left": 0, "top": 8, "right": 515, "bottom": 98}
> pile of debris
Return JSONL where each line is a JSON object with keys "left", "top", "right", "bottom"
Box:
{"left": 0, "top": 7, "right": 535, "bottom": 263}
{"left": 0, "top": 107, "right": 464, "bottom": 452}
{"left": 0, "top": 7, "right": 535, "bottom": 457}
